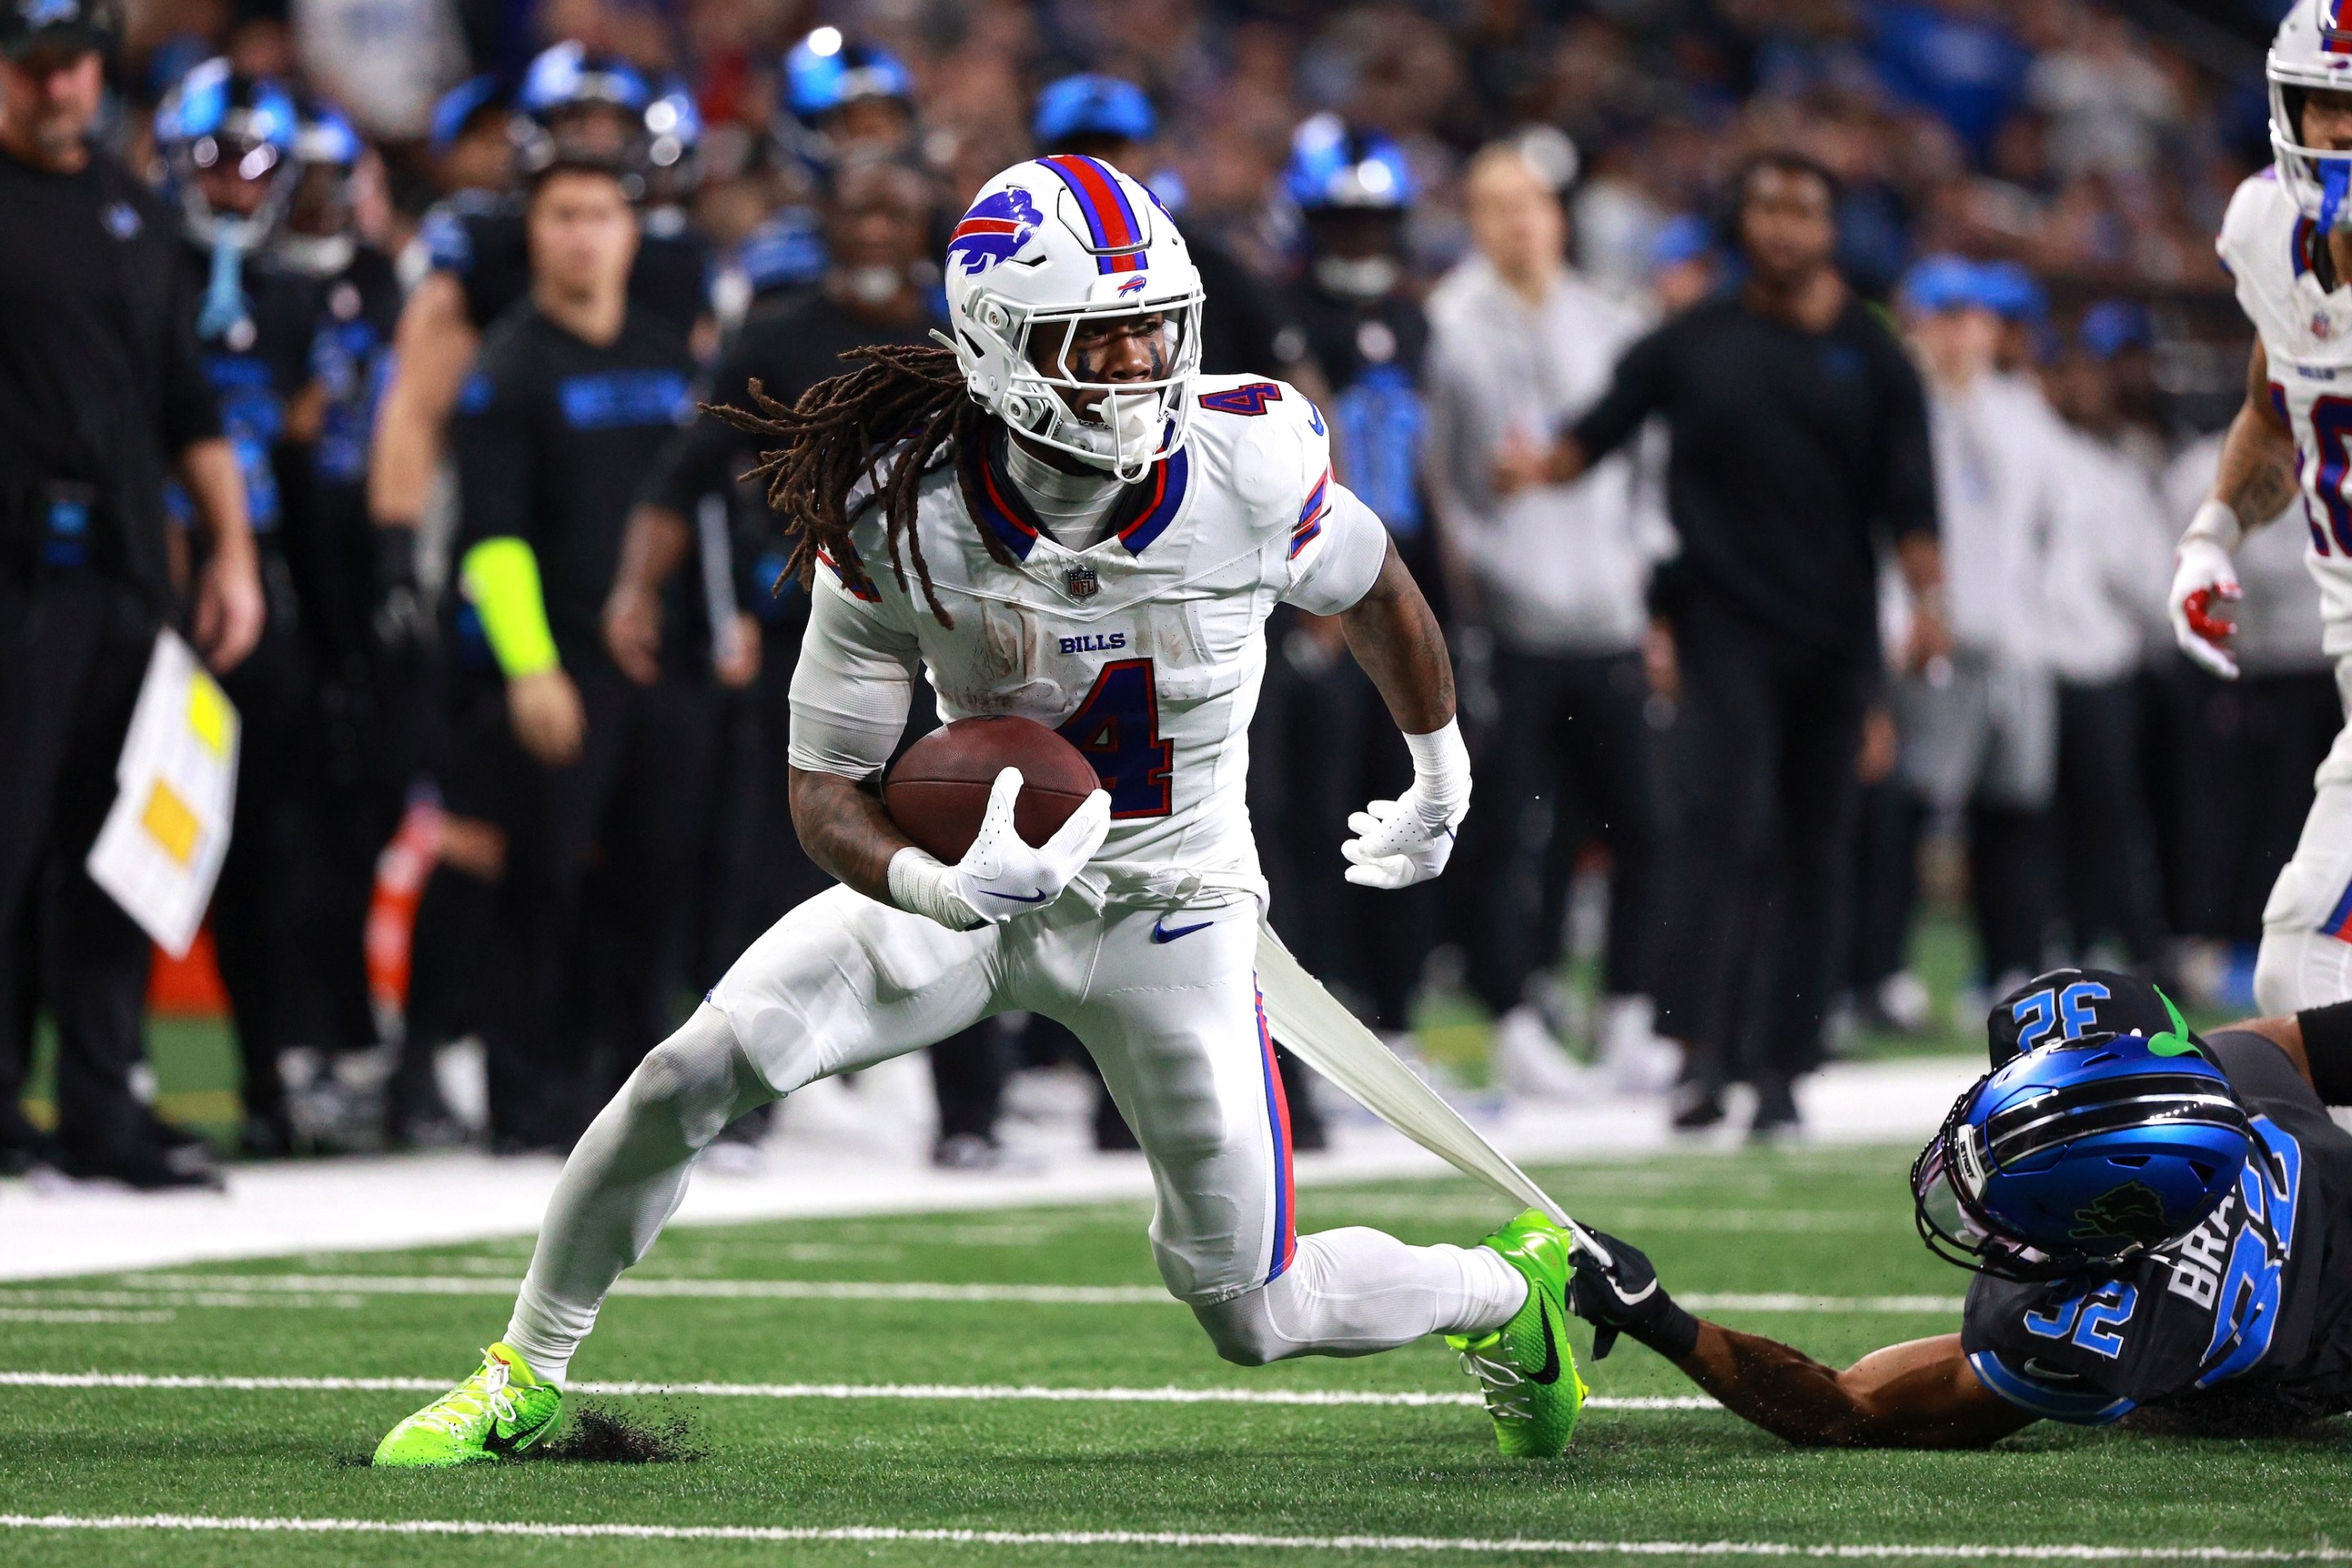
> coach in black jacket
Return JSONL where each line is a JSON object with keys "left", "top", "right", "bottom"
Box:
{"left": 1495, "top": 152, "right": 1950, "bottom": 1136}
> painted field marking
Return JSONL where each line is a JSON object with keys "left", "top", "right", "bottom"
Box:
{"left": 0, "top": 1514, "right": 2343, "bottom": 1560}
{"left": 74, "top": 1275, "right": 1964, "bottom": 1314}
{"left": 0, "top": 1370, "right": 1716, "bottom": 1411}
{"left": 0, "top": 1308, "right": 175, "bottom": 1325}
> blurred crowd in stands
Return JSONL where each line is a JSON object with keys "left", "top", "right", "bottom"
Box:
{"left": 0, "top": 0, "right": 2321, "bottom": 1185}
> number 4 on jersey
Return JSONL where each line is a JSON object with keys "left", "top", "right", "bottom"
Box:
{"left": 1058, "top": 658, "right": 1173, "bottom": 818}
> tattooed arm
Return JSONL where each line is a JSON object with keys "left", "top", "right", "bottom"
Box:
{"left": 1673, "top": 1329, "right": 2034, "bottom": 1450}
{"left": 1339, "top": 536, "right": 1456, "bottom": 733}
{"left": 2213, "top": 337, "right": 2301, "bottom": 529}
{"left": 2173, "top": 339, "right": 2301, "bottom": 678}
{"left": 787, "top": 768, "right": 913, "bottom": 904}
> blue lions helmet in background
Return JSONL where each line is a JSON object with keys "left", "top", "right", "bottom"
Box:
{"left": 784, "top": 28, "right": 913, "bottom": 122}
{"left": 154, "top": 58, "right": 301, "bottom": 251}
{"left": 519, "top": 41, "right": 649, "bottom": 121}
{"left": 1913, "top": 979, "right": 2255, "bottom": 1282}
{"left": 1282, "top": 113, "right": 1414, "bottom": 212}
{"left": 1034, "top": 74, "right": 1156, "bottom": 149}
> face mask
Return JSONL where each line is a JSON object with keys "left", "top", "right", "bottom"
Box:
{"left": 1062, "top": 385, "right": 1164, "bottom": 471}
{"left": 1313, "top": 253, "right": 1401, "bottom": 300}
{"left": 835, "top": 263, "right": 903, "bottom": 306}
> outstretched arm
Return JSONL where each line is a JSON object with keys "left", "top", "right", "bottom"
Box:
{"left": 2212, "top": 337, "right": 2300, "bottom": 531}
{"left": 1676, "top": 1328, "right": 2033, "bottom": 1450}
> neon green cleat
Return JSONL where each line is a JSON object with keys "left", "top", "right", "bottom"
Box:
{"left": 1447, "top": 1209, "right": 1588, "bottom": 1459}
{"left": 372, "top": 1343, "right": 563, "bottom": 1468}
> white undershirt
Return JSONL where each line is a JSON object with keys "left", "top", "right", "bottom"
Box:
{"left": 1004, "top": 437, "right": 1123, "bottom": 551}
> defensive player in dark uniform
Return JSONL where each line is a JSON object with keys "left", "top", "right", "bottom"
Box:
{"left": 431, "top": 149, "right": 706, "bottom": 1151}
{"left": 369, "top": 42, "right": 710, "bottom": 649}
{"left": 154, "top": 61, "right": 332, "bottom": 1155}
{"left": 1565, "top": 968, "right": 2352, "bottom": 1442}
{"left": 1258, "top": 116, "right": 1438, "bottom": 1052}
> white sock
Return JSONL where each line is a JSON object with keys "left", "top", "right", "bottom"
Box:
{"left": 1193, "top": 1227, "right": 1529, "bottom": 1364}
{"left": 501, "top": 1005, "right": 770, "bottom": 1385}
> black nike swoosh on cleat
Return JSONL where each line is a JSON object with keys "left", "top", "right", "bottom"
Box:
{"left": 1150, "top": 916, "right": 1214, "bottom": 943}
{"left": 983, "top": 889, "right": 1051, "bottom": 902}
{"left": 1529, "top": 1297, "right": 1563, "bottom": 1385}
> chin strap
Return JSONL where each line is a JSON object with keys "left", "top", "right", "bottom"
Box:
{"left": 197, "top": 234, "right": 251, "bottom": 341}
{"left": 2321, "top": 158, "right": 2350, "bottom": 238}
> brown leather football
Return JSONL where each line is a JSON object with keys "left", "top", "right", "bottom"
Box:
{"left": 884, "top": 716, "right": 1102, "bottom": 862}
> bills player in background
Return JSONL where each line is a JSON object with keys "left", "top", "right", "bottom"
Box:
{"left": 375, "top": 155, "right": 1592, "bottom": 1469}
{"left": 2173, "top": 0, "right": 2352, "bottom": 1014}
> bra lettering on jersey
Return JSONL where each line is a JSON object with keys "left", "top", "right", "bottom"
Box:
{"left": 2148, "top": 1115, "right": 2304, "bottom": 1386}
{"left": 557, "top": 369, "right": 693, "bottom": 431}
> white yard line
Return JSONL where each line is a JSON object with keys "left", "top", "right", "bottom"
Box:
{"left": 0, "top": 1057, "right": 1984, "bottom": 1281}
{"left": 47, "top": 1274, "right": 1962, "bottom": 1313}
{"left": 0, "top": 1309, "right": 175, "bottom": 1325}
{"left": 0, "top": 1369, "right": 1714, "bottom": 1410}
{"left": 0, "top": 1515, "right": 2341, "bottom": 1560}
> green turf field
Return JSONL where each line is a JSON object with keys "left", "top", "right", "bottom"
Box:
{"left": 5, "top": 1142, "right": 2349, "bottom": 1565}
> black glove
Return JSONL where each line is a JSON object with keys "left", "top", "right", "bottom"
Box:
{"left": 1566, "top": 1227, "right": 1699, "bottom": 1362}
{"left": 372, "top": 525, "right": 428, "bottom": 654}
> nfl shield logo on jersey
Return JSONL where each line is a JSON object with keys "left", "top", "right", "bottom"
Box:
{"left": 2316, "top": 310, "right": 2337, "bottom": 341}
{"left": 1063, "top": 564, "right": 1099, "bottom": 600}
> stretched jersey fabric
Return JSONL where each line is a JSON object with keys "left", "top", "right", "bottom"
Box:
{"left": 786, "top": 372, "right": 1388, "bottom": 903}
{"left": 2219, "top": 170, "right": 2352, "bottom": 657}
{"left": 1961, "top": 1031, "right": 2352, "bottom": 1431}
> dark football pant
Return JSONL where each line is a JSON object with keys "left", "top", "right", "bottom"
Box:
{"left": 1654, "top": 595, "right": 1873, "bottom": 1091}
{"left": 0, "top": 571, "right": 161, "bottom": 1165}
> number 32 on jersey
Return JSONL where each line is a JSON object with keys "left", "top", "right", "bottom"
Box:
{"left": 1057, "top": 658, "right": 1174, "bottom": 818}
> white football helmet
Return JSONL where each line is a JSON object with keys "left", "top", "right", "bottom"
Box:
{"left": 2272, "top": 0, "right": 2352, "bottom": 229}
{"left": 941, "top": 157, "right": 1204, "bottom": 482}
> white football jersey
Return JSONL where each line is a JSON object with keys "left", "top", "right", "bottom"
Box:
{"left": 789, "top": 373, "right": 1390, "bottom": 902}
{"left": 2219, "top": 170, "right": 2352, "bottom": 654}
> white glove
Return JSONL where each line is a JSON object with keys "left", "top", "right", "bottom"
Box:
{"left": 1343, "top": 719, "right": 1471, "bottom": 890}
{"left": 889, "top": 767, "right": 1111, "bottom": 930}
{"left": 2168, "top": 500, "right": 2243, "bottom": 680}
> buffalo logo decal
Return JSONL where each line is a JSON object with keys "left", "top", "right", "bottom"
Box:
{"left": 948, "top": 187, "right": 1044, "bottom": 276}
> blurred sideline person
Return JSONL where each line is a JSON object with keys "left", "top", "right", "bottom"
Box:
{"left": 2042, "top": 325, "right": 2173, "bottom": 972}
{"left": 1565, "top": 969, "right": 2352, "bottom": 1444}
{"left": 0, "top": 3, "right": 262, "bottom": 1185}
{"left": 154, "top": 62, "right": 341, "bottom": 1156}
{"left": 428, "top": 152, "right": 705, "bottom": 1151}
{"left": 2167, "top": 0, "right": 2352, "bottom": 1014}
{"left": 1496, "top": 152, "right": 1946, "bottom": 1136}
{"left": 1425, "top": 140, "right": 1673, "bottom": 1093}
{"left": 1263, "top": 115, "right": 1441, "bottom": 1045}
{"left": 1890, "top": 257, "right": 2065, "bottom": 1008}
{"left": 2162, "top": 434, "right": 2336, "bottom": 983}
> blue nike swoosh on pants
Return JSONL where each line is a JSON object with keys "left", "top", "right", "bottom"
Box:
{"left": 1150, "top": 916, "right": 1214, "bottom": 943}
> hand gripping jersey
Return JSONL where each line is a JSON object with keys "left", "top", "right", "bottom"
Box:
{"left": 2219, "top": 170, "right": 2352, "bottom": 654}
{"left": 787, "top": 373, "right": 1388, "bottom": 905}
{"left": 1961, "top": 1031, "right": 2352, "bottom": 1432}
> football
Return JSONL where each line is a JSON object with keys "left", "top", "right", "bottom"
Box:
{"left": 884, "top": 715, "right": 1102, "bottom": 863}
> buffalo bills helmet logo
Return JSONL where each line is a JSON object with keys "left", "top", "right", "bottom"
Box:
{"left": 947, "top": 187, "right": 1043, "bottom": 277}
{"left": 1116, "top": 275, "right": 1149, "bottom": 296}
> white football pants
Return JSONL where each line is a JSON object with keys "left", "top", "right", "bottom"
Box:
{"left": 2257, "top": 657, "right": 2352, "bottom": 1015}
{"left": 502, "top": 886, "right": 1524, "bottom": 1383}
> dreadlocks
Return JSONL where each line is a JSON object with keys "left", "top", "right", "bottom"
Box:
{"left": 711, "top": 342, "right": 1012, "bottom": 629}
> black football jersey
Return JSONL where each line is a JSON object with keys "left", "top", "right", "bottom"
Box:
{"left": 172, "top": 240, "right": 318, "bottom": 538}
{"left": 417, "top": 189, "right": 710, "bottom": 336}
{"left": 1961, "top": 1031, "right": 2352, "bottom": 1430}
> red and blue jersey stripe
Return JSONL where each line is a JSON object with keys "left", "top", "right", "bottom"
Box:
{"left": 1290, "top": 468, "right": 1330, "bottom": 559}
{"left": 1040, "top": 154, "right": 1149, "bottom": 274}
{"left": 1114, "top": 445, "right": 1188, "bottom": 554}
{"left": 961, "top": 434, "right": 1189, "bottom": 559}
{"left": 1254, "top": 980, "right": 1297, "bottom": 1284}
{"left": 2320, "top": 875, "right": 2352, "bottom": 942}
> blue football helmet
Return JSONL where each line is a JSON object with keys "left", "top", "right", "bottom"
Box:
{"left": 427, "top": 75, "right": 506, "bottom": 158}
{"left": 1282, "top": 113, "right": 1414, "bottom": 212}
{"left": 1912, "top": 1018, "right": 2255, "bottom": 1283}
{"left": 154, "top": 58, "right": 300, "bottom": 249}
{"left": 783, "top": 28, "right": 913, "bottom": 122}
{"left": 278, "top": 99, "right": 363, "bottom": 277}
{"left": 1034, "top": 74, "right": 1156, "bottom": 149}
{"left": 519, "top": 41, "right": 649, "bottom": 120}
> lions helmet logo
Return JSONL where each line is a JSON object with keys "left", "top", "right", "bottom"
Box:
{"left": 947, "top": 187, "right": 1043, "bottom": 277}
{"left": 2069, "top": 1181, "right": 2171, "bottom": 1245}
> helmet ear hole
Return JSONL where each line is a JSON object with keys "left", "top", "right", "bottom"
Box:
{"left": 2109, "top": 1155, "right": 2149, "bottom": 1168}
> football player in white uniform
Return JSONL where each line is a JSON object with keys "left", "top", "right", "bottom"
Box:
{"left": 375, "top": 157, "right": 1589, "bottom": 1468}
{"left": 2174, "top": 0, "right": 2352, "bottom": 1014}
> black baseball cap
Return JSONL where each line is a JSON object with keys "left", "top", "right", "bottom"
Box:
{"left": 1985, "top": 968, "right": 2205, "bottom": 1070}
{"left": 2, "top": 0, "right": 114, "bottom": 61}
